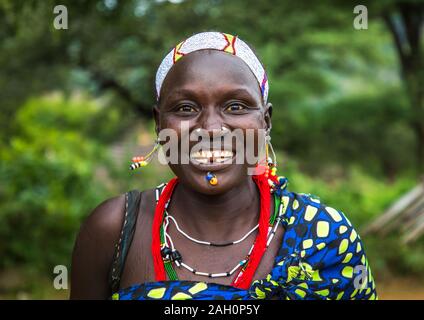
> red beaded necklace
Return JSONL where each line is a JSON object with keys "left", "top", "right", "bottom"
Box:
{"left": 151, "top": 174, "right": 271, "bottom": 290}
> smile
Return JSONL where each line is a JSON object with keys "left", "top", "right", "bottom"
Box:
{"left": 190, "top": 150, "right": 234, "bottom": 164}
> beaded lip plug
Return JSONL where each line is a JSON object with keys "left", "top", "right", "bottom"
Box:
{"left": 205, "top": 172, "right": 218, "bottom": 186}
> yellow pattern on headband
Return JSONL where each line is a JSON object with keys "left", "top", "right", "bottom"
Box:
{"left": 173, "top": 40, "right": 185, "bottom": 63}
{"left": 222, "top": 33, "right": 236, "bottom": 55}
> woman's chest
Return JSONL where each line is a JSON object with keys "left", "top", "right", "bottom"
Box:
{"left": 119, "top": 212, "right": 285, "bottom": 289}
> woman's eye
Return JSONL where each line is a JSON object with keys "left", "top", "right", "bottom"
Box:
{"left": 225, "top": 104, "right": 246, "bottom": 112}
{"left": 176, "top": 105, "right": 197, "bottom": 113}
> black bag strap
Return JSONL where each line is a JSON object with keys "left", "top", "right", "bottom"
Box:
{"left": 109, "top": 190, "right": 142, "bottom": 294}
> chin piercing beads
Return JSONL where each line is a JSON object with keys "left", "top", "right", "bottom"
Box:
{"left": 205, "top": 172, "right": 218, "bottom": 186}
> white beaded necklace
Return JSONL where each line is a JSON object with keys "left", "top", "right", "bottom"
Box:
{"left": 164, "top": 213, "right": 259, "bottom": 247}
{"left": 160, "top": 200, "right": 284, "bottom": 279}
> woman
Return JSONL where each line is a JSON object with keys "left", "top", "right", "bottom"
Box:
{"left": 70, "top": 32, "right": 377, "bottom": 300}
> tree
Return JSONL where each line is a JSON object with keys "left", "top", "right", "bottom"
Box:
{"left": 382, "top": 1, "right": 424, "bottom": 172}
{"left": 0, "top": 0, "right": 421, "bottom": 176}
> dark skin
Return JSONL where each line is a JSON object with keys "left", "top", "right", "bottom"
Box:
{"left": 70, "top": 50, "right": 284, "bottom": 299}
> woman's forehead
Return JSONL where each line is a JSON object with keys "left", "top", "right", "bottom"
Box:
{"left": 159, "top": 50, "right": 262, "bottom": 104}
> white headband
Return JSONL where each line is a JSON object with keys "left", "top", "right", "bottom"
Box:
{"left": 155, "top": 32, "right": 269, "bottom": 104}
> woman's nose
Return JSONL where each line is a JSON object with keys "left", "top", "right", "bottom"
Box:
{"left": 198, "top": 106, "right": 223, "bottom": 133}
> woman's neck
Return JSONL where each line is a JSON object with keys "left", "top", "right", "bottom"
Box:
{"left": 168, "top": 177, "right": 261, "bottom": 242}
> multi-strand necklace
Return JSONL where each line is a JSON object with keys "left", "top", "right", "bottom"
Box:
{"left": 151, "top": 174, "right": 285, "bottom": 289}
{"left": 161, "top": 202, "right": 282, "bottom": 279}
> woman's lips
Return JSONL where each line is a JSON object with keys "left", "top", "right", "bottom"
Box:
{"left": 189, "top": 149, "right": 235, "bottom": 171}
{"left": 190, "top": 150, "right": 233, "bottom": 163}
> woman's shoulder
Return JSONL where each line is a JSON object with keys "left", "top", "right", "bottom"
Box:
{"left": 283, "top": 190, "right": 354, "bottom": 229}
{"left": 72, "top": 187, "right": 156, "bottom": 258}
{"left": 272, "top": 177, "right": 351, "bottom": 231}
{"left": 80, "top": 188, "right": 158, "bottom": 236}
{"left": 71, "top": 188, "right": 159, "bottom": 298}
{"left": 280, "top": 189, "right": 360, "bottom": 253}
{"left": 70, "top": 193, "right": 128, "bottom": 299}
{"left": 273, "top": 190, "right": 377, "bottom": 300}
{"left": 82, "top": 194, "right": 126, "bottom": 234}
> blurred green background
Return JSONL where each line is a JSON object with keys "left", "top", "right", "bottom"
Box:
{"left": 1, "top": 0, "right": 423, "bottom": 299}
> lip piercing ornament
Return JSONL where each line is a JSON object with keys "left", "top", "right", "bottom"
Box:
{"left": 205, "top": 172, "right": 218, "bottom": 186}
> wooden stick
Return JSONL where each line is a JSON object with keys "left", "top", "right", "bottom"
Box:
{"left": 363, "top": 183, "right": 424, "bottom": 234}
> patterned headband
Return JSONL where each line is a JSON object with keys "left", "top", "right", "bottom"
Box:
{"left": 155, "top": 32, "right": 269, "bottom": 104}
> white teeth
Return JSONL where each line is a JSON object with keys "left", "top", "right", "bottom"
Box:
{"left": 190, "top": 150, "right": 234, "bottom": 164}
{"left": 195, "top": 158, "right": 208, "bottom": 164}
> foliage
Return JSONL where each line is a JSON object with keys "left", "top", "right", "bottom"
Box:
{"left": 0, "top": 0, "right": 423, "bottom": 298}
{"left": 0, "top": 93, "right": 122, "bottom": 271}
{"left": 275, "top": 88, "right": 416, "bottom": 178}
{"left": 281, "top": 156, "right": 421, "bottom": 280}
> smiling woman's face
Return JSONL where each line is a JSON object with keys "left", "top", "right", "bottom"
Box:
{"left": 155, "top": 49, "right": 272, "bottom": 195}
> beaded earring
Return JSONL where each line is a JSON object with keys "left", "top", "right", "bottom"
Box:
{"left": 130, "top": 138, "right": 161, "bottom": 170}
{"left": 263, "top": 131, "right": 288, "bottom": 196}
{"left": 264, "top": 132, "right": 277, "bottom": 179}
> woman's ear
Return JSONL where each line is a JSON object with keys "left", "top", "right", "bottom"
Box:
{"left": 264, "top": 102, "right": 273, "bottom": 132}
{"left": 153, "top": 104, "right": 161, "bottom": 135}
